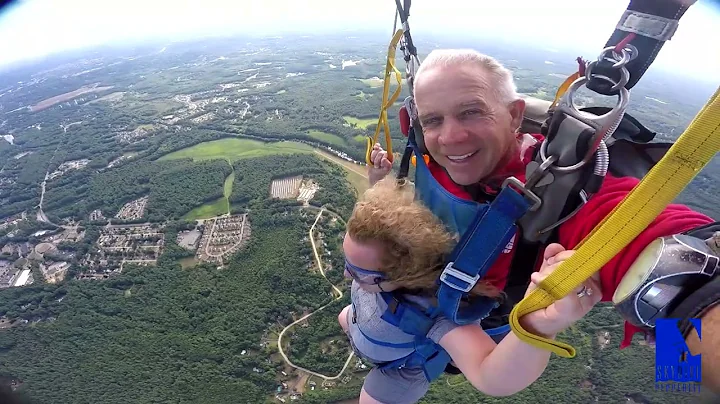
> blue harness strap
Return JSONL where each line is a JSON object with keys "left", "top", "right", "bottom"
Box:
{"left": 434, "top": 185, "right": 531, "bottom": 324}
{"left": 409, "top": 139, "right": 533, "bottom": 325}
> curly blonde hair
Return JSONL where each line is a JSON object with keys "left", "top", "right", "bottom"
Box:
{"left": 346, "top": 177, "right": 500, "bottom": 298}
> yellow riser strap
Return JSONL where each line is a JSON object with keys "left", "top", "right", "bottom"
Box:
{"left": 365, "top": 29, "right": 404, "bottom": 165}
{"left": 551, "top": 72, "right": 580, "bottom": 110}
{"left": 509, "top": 86, "right": 720, "bottom": 357}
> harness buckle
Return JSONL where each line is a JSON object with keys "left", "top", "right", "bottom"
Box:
{"left": 440, "top": 262, "right": 480, "bottom": 293}
{"left": 501, "top": 176, "right": 542, "bottom": 211}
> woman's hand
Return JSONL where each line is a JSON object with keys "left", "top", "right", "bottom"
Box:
{"left": 521, "top": 243, "right": 602, "bottom": 337}
{"left": 368, "top": 143, "right": 392, "bottom": 186}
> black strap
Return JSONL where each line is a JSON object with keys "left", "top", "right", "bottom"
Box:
{"left": 504, "top": 237, "right": 545, "bottom": 305}
{"left": 587, "top": 0, "right": 694, "bottom": 95}
{"left": 684, "top": 221, "right": 720, "bottom": 241}
{"left": 667, "top": 222, "right": 720, "bottom": 337}
{"left": 395, "top": 0, "right": 410, "bottom": 22}
{"left": 668, "top": 276, "right": 720, "bottom": 338}
{"left": 397, "top": 128, "right": 415, "bottom": 180}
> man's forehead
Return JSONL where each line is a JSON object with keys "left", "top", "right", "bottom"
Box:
{"left": 415, "top": 64, "right": 498, "bottom": 113}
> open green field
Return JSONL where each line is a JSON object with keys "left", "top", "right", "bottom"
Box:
{"left": 313, "top": 150, "right": 368, "bottom": 195}
{"left": 223, "top": 171, "right": 235, "bottom": 199}
{"left": 307, "top": 130, "right": 347, "bottom": 147}
{"left": 353, "top": 135, "right": 366, "bottom": 143}
{"left": 343, "top": 116, "right": 376, "bottom": 129}
{"left": 183, "top": 167, "right": 235, "bottom": 221}
{"left": 158, "top": 138, "right": 313, "bottom": 163}
{"left": 182, "top": 197, "right": 228, "bottom": 221}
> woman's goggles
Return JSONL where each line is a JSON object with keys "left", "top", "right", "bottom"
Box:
{"left": 344, "top": 259, "right": 387, "bottom": 285}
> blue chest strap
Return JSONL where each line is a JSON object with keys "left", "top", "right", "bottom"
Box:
{"left": 433, "top": 185, "right": 533, "bottom": 324}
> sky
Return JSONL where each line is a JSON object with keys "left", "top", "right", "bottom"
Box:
{"left": 0, "top": 0, "right": 718, "bottom": 82}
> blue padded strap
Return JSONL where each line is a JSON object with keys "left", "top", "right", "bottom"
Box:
{"left": 435, "top": 181, "right": 532, "bottom": 325}
{"left": 379, "top": 341, "right": 452, "bottom": 382}
{"left": 379, "top": 293, "right": 436, "bottom": 337}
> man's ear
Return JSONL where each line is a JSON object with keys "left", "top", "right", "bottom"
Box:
{"left": 509, "top": 98, "right": 526, "bottom": 131}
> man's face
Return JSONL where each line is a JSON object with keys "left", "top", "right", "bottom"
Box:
{"left": 414, "top": 63, "right": 525, "bottom": 186}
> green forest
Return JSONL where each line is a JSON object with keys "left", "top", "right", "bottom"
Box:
{"left": 0, "top": 32, "right": 717, "bottom": 404}
{"left": 0, "top": 209, "right": 334, "bottom": 404}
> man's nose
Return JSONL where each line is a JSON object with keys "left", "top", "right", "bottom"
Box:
{"left": 438, "top": 117, "right": 468, "bottom": 146}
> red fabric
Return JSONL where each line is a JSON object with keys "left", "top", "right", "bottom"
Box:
{"left": 399, "top": 106, "right": 411, "bottom": 137}
{"left": 427, "top": 133, "right": 715, "bottom": 348}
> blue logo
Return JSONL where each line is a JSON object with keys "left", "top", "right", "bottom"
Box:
{"left": 655, "top": 318, "right": 701, "bottom": 393}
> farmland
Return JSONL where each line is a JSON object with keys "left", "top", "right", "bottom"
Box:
{"left": 307, "top": 130, "right": 347, "bottom": 147}
{"left": 29, "top": 85, "right": 115, "bottom": 112}
{"left": 342, "top": 115, "right": 376, "bottom": 129}
{"left": 158, "top": 138, "right": 314, "bottom": 163}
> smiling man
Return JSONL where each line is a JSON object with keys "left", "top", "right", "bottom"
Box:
{"left": 396, "top": 49, "right": 720, "bottom": 392}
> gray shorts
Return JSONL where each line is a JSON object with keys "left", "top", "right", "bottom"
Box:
{"left": 363, "top": 366, "right": 430, "bottom": 404}
{"left": 358, "top": 329, "right": 509, "bottom": 404}
{"left": 344, "top": 310, "right": 430, "bottom": 403}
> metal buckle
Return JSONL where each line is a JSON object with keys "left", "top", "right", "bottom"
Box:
{"left": 501, "top": 176, "right": 542, "bottom": 211}
{"left": 440, "top": 262, "right": 479, "bottom": 293}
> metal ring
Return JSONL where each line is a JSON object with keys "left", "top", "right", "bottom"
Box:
{"left": 525, "top": 154, "right": 557, "bottom": 189}
{"left": 613, "top": 44, "right": 639, "bottom": 64}
{"left": 596, "top": 46, "right": 628, "bottom": 69}
{"left": 544, "top": 74, "right": 629, "bottom": 173}
{"left": 585, "top": 62, "right": 630, "bottom": 93}
{"left": 539, "top": 138, "right": 592, "bottom": 173}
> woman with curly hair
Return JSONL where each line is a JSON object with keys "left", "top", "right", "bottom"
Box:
{"left": 338, "top": 176, "right": 602, "bottom": 404}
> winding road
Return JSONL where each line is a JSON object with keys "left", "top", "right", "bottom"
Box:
{"left": 276, "top": 207, "right": 355, "bottom": 380}
{"left": 36, "top": 124, "right": 70, "bottom": 228}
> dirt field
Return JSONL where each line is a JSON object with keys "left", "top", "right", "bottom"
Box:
{"left": 270, "top": 175, "right": 303, "bottom": 199}
{"left": 30, "top": 85, "right": 114, "bottom": 112}
{"left": 290, "top": 372, "right": 310, "bottom": 394}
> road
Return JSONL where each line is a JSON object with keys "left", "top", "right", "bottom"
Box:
{"left": 36, "top": 125, "right": 67, "bottom": 228}
{"left": 276, "top": 207, "right": 355, "bottom": 380}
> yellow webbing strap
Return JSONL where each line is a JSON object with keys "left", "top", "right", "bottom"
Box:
{"left": 550, "top": 72, "right": 581, "bottom": 109}
{"left": 509, "top": 86, "right": 720, "bottom": 358}
{"left": 365, "top": 29, "right": 405, "bottom": 165}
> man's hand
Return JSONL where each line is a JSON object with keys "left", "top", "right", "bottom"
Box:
{"left": 368, "top": 143, "right": 392, "bottom": 186}
{"left": 521, "top": 243, "right": 602, "bottom": 337}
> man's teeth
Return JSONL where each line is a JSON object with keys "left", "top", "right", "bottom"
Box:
{"left": 447, "top": 152, "right": 475, "bottom": 161}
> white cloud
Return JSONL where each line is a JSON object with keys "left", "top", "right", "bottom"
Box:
{"left": 0, "top": 0, "right": 718, "bottom": 82}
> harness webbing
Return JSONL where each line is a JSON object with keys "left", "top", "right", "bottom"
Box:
{"left": 434, "top": 182, "right": 533, "bottom": 325}
{"left": 509, "top": 86, "right": 720, "bottom": 357}
{"left": 587, "top": 0, "right": 695, "bottom": 95}
{"left": 365, "top": 29, "right": 404, "bottom": 165}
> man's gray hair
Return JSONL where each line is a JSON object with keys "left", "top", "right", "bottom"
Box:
{"left": 414, "top": 49, "right": 519, "bottom": 104}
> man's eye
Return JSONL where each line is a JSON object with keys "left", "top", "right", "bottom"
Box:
{"left": 422, "top": 117, "right": 440, "bottom": 126}
{"left": 462, "top": 109, "right": 481, "bottom": 117}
